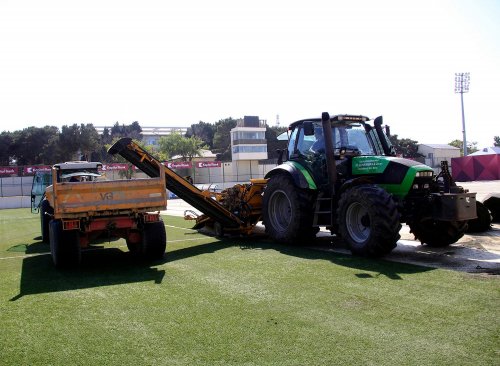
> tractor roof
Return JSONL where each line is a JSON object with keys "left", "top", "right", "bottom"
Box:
{"left": 289, "top": 114, "right": 370, "bottom": 130}
{"left": 53, "top": 161, "right": 102, "bottom": 170}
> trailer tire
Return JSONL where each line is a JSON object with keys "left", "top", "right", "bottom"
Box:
{"left": 40, "top": 199, "right": 53, "bottom": 244}
{"left": 262, "top": 174, "right": 317, "bottom": 245}
{"left": 409, "top": 219, "right": 467, "bottom": 247}
{"left": 337, "top": 185, "right": 401, "bottom": 257}
{"left": 141, "top": 221, "right": 167, "bottom": 260}
{"left": 49, "top": 220, "right": 81, "bottom": 268}
{"left": 466, "top": 201, "right": 492, "bottom": 233}
{"left": 126, "top": 229, "right": 142, "bottom": 254}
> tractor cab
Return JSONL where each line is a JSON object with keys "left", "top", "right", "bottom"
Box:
{"left": 31, "top": 161, "right": 102, "bottom": 213}
{"left": 53, "top": 161, "right": 102, "bottom": 183}
{"left": 284, "top": 114, "right": 395, "bottom": 189}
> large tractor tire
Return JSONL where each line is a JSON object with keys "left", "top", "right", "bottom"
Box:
{"left": 40, "top": 199, "right": 53, "bottom": 244}
{"left": 140, "top": 221, "right": 167, "bottom": 260}
{"left": 466, "top": 201, "right": 492, "bottom": 233}
{"left": 409, "top": 219, "right": 467, "bottom": 247}
{"left": 337, "top": 185, "right": 401, "bottom": 257}
{"left": 262, "top": 174, "right": 317, "bottom": 245}
{"left": 49, "top": 220, "right": 81, "bottom": 268}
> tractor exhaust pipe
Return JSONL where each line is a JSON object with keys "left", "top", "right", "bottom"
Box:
{"left": 322, "top": 112, "right": 337, "bottom": 195}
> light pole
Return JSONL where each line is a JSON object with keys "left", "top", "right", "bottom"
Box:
{"left": 454, "top": 72, "right": 470, "bottom": 156}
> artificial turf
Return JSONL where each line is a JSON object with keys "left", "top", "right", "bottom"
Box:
{"left": 0, "top": 208, "right": 499, "bottom": 365}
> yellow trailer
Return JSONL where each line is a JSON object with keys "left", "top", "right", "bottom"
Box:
{"left": 40, "top": 161, "right": 167, "bottom": 268}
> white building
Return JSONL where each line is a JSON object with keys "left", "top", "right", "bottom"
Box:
{"left": 230, "top": 116, "right": 268, "bottom": 182}
{"left": 469, "top": 146, "right": 500, "bottom": 156}
{"left": 418, "top": 144, "right": 461, "bottom": 170}
{"left": 94, "top": 126, "right": 188, "bottom": 146}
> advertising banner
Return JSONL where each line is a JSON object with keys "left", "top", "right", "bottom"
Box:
{"left": 167, "top": 162, "right": 192, "bottom": 169}
{"left": 196, "top": 161, "right": 221, "bottom": 168}
{"left": 0, "top": 166, "right": 18, "bottom": 175}
{"left": 101, "top": 163, "right": 135, "bottom": 171}
{"left": 23, "top": 165, "right": 51, "bottom": 175}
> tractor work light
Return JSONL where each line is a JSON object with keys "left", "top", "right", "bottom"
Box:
{"left": 334, "top": 115, "right": 369, "bottom": 122}
{"left": 415, "top": 171, "right": 433, "bottom": 177}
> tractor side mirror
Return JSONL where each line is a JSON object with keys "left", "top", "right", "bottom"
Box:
{"left": 374, "top": 116, "right": 383, "bottom": 128}
{"left": 303, "top": 121, "right": 314, "bottom": 136}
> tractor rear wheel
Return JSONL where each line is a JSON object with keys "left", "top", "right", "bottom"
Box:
{"left": 49, "top": 220, "right": 81, "bottom": 268}
{"left": 262, "top": 174, "right": 317, "bottom": 245}
{"left": 140, "top": 221, "right": 167, "bottom": 260}
{"left": 409, "top": 219, "right": 467, "bottom": 247}
{"left": 337, "top": 185, "right": 401, "bottom": 257}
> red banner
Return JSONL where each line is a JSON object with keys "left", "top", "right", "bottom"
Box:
{"left": 196, "top": 161, "right": 221, "bottom": 168}
{"left": 166, "top": 162, "right": 192, "bottom": 169}
{"left": 101, "top": 163, "right": 136, "bottom": 171}
{"left": 0, "top": 166, "right": 18, "bottom": 175}
{"left": 23, "top": 165, "right": 51, "bottom": 175}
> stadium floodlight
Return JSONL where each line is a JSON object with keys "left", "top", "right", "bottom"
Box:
{"left": 455, "top": 73, "right": 470, "bottom": 156}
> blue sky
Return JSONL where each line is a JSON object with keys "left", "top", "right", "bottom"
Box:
{"left": 0, "top": 0, "right": 499, "bottom": 147}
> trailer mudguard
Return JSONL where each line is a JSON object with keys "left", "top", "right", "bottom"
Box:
{"left": 265, "top": 161, "right": 317, "bottom": 190}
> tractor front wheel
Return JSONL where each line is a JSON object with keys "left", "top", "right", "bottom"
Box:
{"left": 262, "top": 174, "right": 317, "bottom": 245}
{"left": 337, "top": 185, "right": 401, "bottom": 257}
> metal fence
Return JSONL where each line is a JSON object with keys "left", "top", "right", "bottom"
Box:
{"left": 0, "top": 177, "right": 34, "bottom": 197}
{"left": 0, "top": 162, "right": 279, "bottom": 197}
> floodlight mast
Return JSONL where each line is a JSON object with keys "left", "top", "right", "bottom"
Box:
{"left": 454, "top": 72, "right": 470, "bottom": 156}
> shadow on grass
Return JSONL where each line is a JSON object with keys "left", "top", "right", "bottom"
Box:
{"left": 11, "top": 231, "right": 433, "bottom": 301}
{"left": 166, "top": 234, "right": 433, "bottom": 280}
{"left": 8, "top": 242, "right": 50, "bottom": 254}
{"left": 10, "top": 247, "right": 165, "bottom": 301}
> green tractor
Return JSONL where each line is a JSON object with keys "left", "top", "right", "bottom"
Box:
{"left": 262, "top": 112, "right": 477, "bottom": 257}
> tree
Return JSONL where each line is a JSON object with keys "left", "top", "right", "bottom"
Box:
{"left": 58, "top": 124, "right": 81, "bottom": 160}
{"left": 494, "top": 136, "right": 500, "bottom": 147}
{"left": 0, "top": 132, "right": 13, "bottom": 165}
{"left": 212, "top": 118, "right": 237, "bottom": 161}
{"left": 266, "top": 126, "right": 288, "bottom": 160}
{"left": 110, "top": 121, "right": 142, "bottom": 141}
{"left": 158, "top": 132, "right": 206, "bottom": 161}
{"left": 9, "top": 126, "right": 61, "bottom": 165}
{"left": 57, "top": 124, "right": 100, "bottom": 162}
{"left": 388, "top": 134, "right": 423, "bottom": 158}
{"left": 78, "top": 123, "right": 101, "bottom": 161}
{"left": 186, "top": 121, "right": 215, "bottom": 149}
{"left": 448, "top": 139, "right": 478, "bottom": 156}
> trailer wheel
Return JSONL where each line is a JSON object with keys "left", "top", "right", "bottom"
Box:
{"left": 40, "top": 199, "right": 53, "bottom": 243}
{"left": 466, "top": 201, "right": 492, "bottom": 233}
{"left": 141, "top": 221, "right": 167, "bottom": 260}
{"left": 49, "top": 220, "right": 81, "bottom": 268}
{"left": 337, "top": 185, "right": 401, "bottom": 257}
{"left": 262, "top": 174, "right": 317, "bottom": 244}
{"left": 126, "top": 229, "right": 142, "bottom": 254}
{"left": 409, "top": 219, "right": 467, "bottom": 247}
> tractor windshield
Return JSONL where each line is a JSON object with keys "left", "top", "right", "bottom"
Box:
{"left": 304, "top": 122, "right": 375, "bottom": 156}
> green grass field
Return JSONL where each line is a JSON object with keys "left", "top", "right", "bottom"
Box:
{"left": 1, "top": 208, "right": 499, "bottom": 365}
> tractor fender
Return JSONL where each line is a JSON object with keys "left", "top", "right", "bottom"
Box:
{"left": 265, "top": 162, "right": 317, "bottom": 190}
{"left": 338, "top": 176, "right": 375, "bottom": 195}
